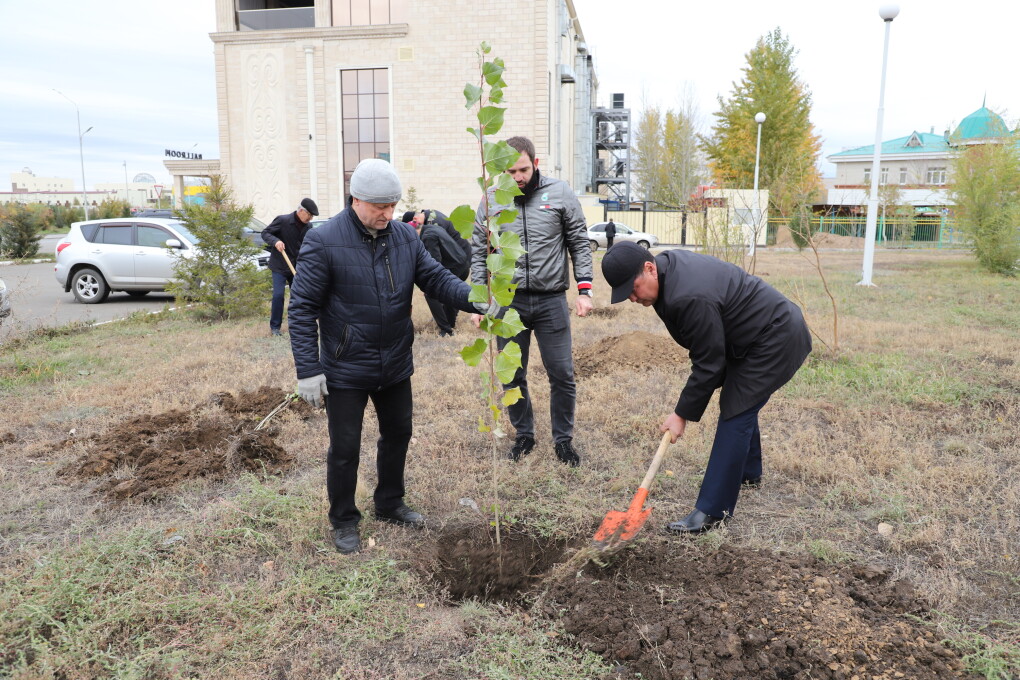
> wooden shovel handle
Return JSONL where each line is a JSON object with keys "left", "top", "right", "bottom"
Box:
{"left": 281, "top": 250, "right": 297, "bottom": 276}
{"left": 638, "top": 431, "right": 673, "bottom": 491}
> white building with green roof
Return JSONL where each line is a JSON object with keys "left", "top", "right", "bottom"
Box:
{"left": 826, "top": 104, "right": 1014, "bottom": 212}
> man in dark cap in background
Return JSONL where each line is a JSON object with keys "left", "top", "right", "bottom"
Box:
{"left": 262, "top": 197, "right": 318, "bottom": 336}
{"left": 602, "top": 242, "right": 811, "bottom": 534}
{"left": 402, "top": 209, "right": 470, "bottom": 336}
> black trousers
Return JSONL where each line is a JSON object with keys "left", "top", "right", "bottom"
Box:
{"left": 325, "top": 378, "right": 413, "bottom": 528}
{"left": 425, "top": 295, "right": 458, "bottom": 334}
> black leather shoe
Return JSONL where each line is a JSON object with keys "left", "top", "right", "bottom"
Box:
{"left": 665, "top": 509, "right": 725, "bottom": 534}
{"left": 554, "top": 440, "right": 581, "bottom": 467}
{"left": 742, "top": 476, "right": 762, "bottom": 488}
{"left": 270, "top": 329, "right": 283, "bottom": 337}
{"left": 508, "top": 435, "right": 535, "bottom": 461}
{"left": 333, "top": 525, "right": 361, "bottom": 554}
{"left": 374, "top": 505, "right": 426, "bottom": 529}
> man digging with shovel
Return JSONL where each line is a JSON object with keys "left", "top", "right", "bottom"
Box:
{"left": 601, "top": 242, "right": 811, "bottom": 534}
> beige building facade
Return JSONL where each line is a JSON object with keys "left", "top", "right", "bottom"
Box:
{"left": 205, "top": 0, "right": 598, "bottom": 222}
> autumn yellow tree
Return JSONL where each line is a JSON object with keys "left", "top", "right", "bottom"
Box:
{"left": 701, "top": 28, "right": 822, "bottom": 217}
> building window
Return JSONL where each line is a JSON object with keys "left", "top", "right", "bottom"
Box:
{"left": 880, "top": 167, "right": 889, "bottom": 185}
{"left": 332, "top": 0, "right": 408, "bottom": 26}
{"left": 899, "top": 167, "right": 908, "bottom": 184}
{"left": 926, "top": 167, "right": 947, "bottom": 185}
{"left": 237, "top": 0, "right": 314, "bottom": 31}
{"left": 863, "top": 168, "right": 870, "bottom": 184}
{"left": 341, "top": 68, "right": 390, "bottom": 199}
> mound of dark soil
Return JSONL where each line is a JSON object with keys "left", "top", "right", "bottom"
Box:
{"left": 544, "top": 540, "right": 968, "bottom": 680}
{"left": 575, "top": 331, "right": 688, "bottom": 378}
{"left": 212, "top": 385, "right": 314, "bottom": 419}
{"left": 62, "top": 388, "right": 298, "bottom": 501}
{"left": 426, "top": 524, "right": 570, "bottom": 603}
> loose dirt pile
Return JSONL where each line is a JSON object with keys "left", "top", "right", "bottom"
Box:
{"left": 61, "top": 387, "right": 306, "bottom": 501}
{"left": 543, "top": 539, "right": 968, "bottom": 680}
{"left": 575, "top": 331, "right": 688, "bottom": 378}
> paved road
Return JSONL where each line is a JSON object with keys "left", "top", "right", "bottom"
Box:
{"left": 0, "top": 254, "right": 177, "bottom": 344}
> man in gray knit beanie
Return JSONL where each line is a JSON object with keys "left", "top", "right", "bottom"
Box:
{"left": 287, "top": 157, "right": 486, "bottom": 556}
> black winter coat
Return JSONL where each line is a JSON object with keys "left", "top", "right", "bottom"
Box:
{"left": 261, "top": 211, "right": 311, "bottom": 275}
{"left": 288, "top": 208, "right": 476, "bottom": 389}
{"left": 653, "top": 250, "right": 811, "bottom": 421}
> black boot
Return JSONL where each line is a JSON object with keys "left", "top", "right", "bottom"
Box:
{"left": 665, "top": 509, "right": 725, "bottom": 534}
{"left": 554, "top": 440, "right": 581, "bottom": 467}
{"left": 374, "top": 504, "right": 426, "bottom": 529}
{"left": 333, "top": 525, "right": 362, "bottom": 554}
{"left": 507, "top": 435, "right": 535, "bottom": 462}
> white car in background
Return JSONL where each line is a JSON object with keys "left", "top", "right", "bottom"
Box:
{"left": 0, "top": 278, "right": 11, "bottom": 321}
{"left": 54, "top": 218, "right": 266, "bottom": 304}
{"left": 586, "top": 221, "right": 658, "bottom": 251}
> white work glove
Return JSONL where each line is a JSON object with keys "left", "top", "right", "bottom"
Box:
{"left": 297, "top": 374, "right": 329, "bottom": 408}
{"left": 473, "top": 300, "right": 502, "bottom": 317}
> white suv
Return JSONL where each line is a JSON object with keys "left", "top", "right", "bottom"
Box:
{"left": 54, "top": 218, "right": 267, "bottom": 304}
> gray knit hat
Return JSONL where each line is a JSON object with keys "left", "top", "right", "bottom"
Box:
{"left": 349, "top": 158, "right": 402, "bottom": 203}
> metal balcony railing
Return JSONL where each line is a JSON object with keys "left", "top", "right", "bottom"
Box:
{"left": 238, "top": 7, "right": 314, "bottom": 31}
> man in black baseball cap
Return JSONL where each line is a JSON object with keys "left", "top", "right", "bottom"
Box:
{"left": 261, "top": 197, "right": 319, "bottom": 336}
{"left": 601, "top": 242, "right": 811, "bottom": 535}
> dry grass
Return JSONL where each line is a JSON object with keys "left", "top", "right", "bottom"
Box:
{"left": 0, "top": 248, "right": 1017, "bottom": 677}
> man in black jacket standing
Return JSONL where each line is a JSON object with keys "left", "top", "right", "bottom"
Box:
{"left": 261, "top": 197, "right": 318, "bottom": 336}
{"left": 602, "top": 242, "right": 811, "bottom": 533}
{"left": 288, "top": 159, "right": 481, "bottom": 555}
{"left": 402, "top": 209, "right": 470, "bottom": 336}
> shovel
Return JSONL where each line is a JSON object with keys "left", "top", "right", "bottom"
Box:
{"left": 281, "top": 250, "right": 297, "bottom": 276}
{"left": 592, "top": 431, "right": 672, "bottom": 552}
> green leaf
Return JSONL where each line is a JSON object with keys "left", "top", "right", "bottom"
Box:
{"left": 491, "top": 308, "right": 525, "bottom": 339}
{"left": 489, "top": 86, "right": 504, "bottom": 104}
{"left": 494, "top": 340, "right": 523, "bottom": 383}
{"left": 466, "top": 126, "right": 481, "bottom": 140}
{"left": 460, "top": 338, "right": 487, "bottom": 366}
{"left": 477, "top": 106, "right": 505, "bottom": 136}
{"left": 449, "top": 204, "right": 476, "bottom": 240}
{"left": 486, "top": 252, "right": 516, "bottom": 277}
{"left": 468, "top": 283, "right": 489, "bottom": 304}
{"left": 484, "top": 141, "right": 521, "bottom": 174}
{"left": 496, "top": 230, "right": 525, "bottom": 262}
{"left": 483, "top": 58, "right": 505, "bottom": 87}
{"left": 480, "top": 41, "right": 491, "bottom": 54}
{"left": 495, "top": 208, "right": 519, "bottom": 225}
{"left": 501, "top": 386, "right": 523, "bottom": 407}
{"left": 494, "top": 172, "right": 521, "bottom": 205}
{"left": 491, "top": 282, "right": 517, "bottom": 307}
{"left": 477, "top": 415, "right": 490, "bottom": 433}
{"left": 464, "top": 83, "right": 482, "bottom": 109}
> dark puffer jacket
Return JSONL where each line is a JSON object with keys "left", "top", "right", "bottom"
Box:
{"left": 288, "top": 207, "right": 475, "bottom": 389}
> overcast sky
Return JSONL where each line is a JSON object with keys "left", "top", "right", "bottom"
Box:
{"left": 2, "top": 0, "right": 1016, "bottom": 191}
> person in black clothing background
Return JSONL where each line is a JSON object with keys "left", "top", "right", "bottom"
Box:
{"left": 261, "top": 197, "right": 318, "bottom": 336}
{"left": 402, "top": 209, "right": 470, "bottom": 336}
{"left": 605, "top": 218, "right": 617, "bottom": 249}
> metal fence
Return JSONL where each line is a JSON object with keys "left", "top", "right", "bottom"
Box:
{"left": 595, "top": 208, "right": 966, "bottom": 248}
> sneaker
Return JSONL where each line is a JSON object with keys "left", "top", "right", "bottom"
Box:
{"left": 332, "top": 525, "right": 361, "bottom": 554}
{"left": 508, "top": 435, "right": 535, "bottom": 462}
{"left": 374, "top": 504, "right": 426, "bottom": 529}
{"left": 554, "top": 440, "right": 581, "bottom": 467}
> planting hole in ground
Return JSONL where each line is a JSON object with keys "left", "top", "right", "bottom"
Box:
{"left": 426, "top": 524, "right": 571, "bottom": 603}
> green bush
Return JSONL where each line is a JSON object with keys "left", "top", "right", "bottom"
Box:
{"left": 950, "top": 140, "right": 1020, "bottom": 275}
{"left": 0, "top": 204, "right": 41, "bottom": 259}
{"left": 167, "top": 176, "right": 270, "bottom": 320}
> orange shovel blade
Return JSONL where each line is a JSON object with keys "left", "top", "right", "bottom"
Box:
{"left": 592, "top": 487, "right": 652, "bottom": 550}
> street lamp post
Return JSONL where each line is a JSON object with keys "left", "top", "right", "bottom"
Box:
{"left": 53, "top": 89, "right": 92, "bottom": 220}
{"left": 124, "top": 161, "right": 130, "bottom": 208}
{"left": 859, "top": 4, "right": 900, "bottom": 286}
{"left": 751, "top": 111, "right": 766, "bottom": 257}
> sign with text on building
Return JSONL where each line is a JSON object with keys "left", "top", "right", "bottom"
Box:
{"left": 164, "top": 149, "right": 203, "bottom": 160}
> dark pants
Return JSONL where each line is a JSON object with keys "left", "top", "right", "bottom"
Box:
{"left": 497, "top": 291, "right": 576, "bottom": 443}
{"left": 606, "top": 236, "right": 615, "bottom": 248}
{"left": 270, "top": 270, "right": 293, "bottom": 331}
{"left": 425, "top": 295, "right": 458, "bottom": 334}
{"left": 695, "top": 398, "right": 769, "bottom": 518}
{"left": 325, "top": 379, "right": 413, "bottom": 528}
